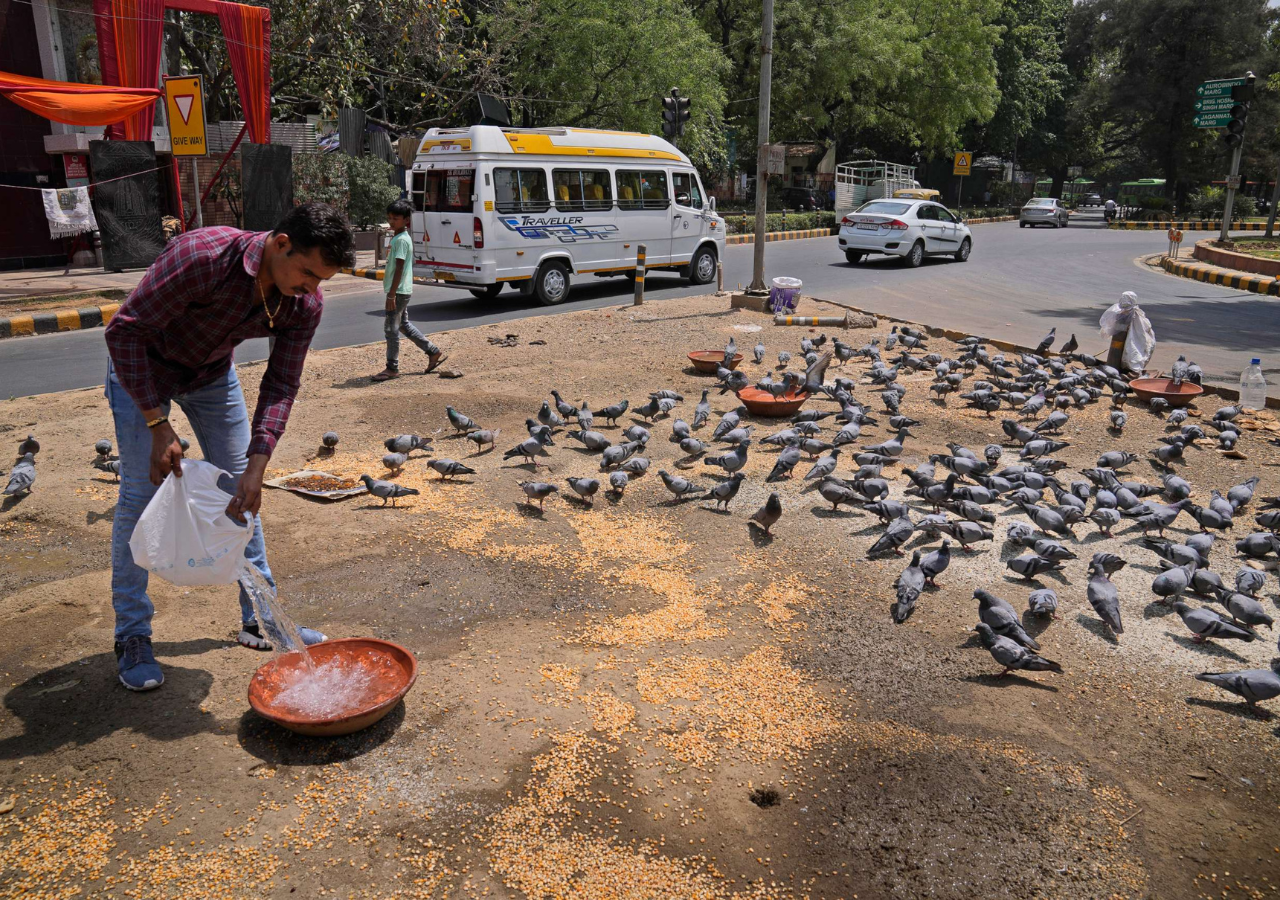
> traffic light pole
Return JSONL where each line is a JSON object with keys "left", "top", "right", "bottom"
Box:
{"left": 1220, "top": 143, "right": 1244, "bottom": 243}
{"left": 748, "top": 0, "right": 775, "bottom": 294}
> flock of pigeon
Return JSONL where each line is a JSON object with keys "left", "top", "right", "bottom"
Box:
{"left": 6, "top": 321, "right": 1280, "bottom": 717}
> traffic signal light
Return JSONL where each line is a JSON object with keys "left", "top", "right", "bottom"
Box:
{"left": 661, "top": 89, "right": 692, "bottom": 139}
{"left": 1225, "top": 82, "right": 1252, "bottom": 149}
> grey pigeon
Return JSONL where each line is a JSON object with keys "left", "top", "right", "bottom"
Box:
{"left": 804, "top": 448, "right": 840, "bottom": 480}
{"left": 1173, "top": 601, "right": 1256, "bottom": 643}
{"left": 598, "top": 400, "right": 629, "bottom": 426}
{"left": 550, "top": 390, "right": 577, "bottom": 420}
{"left": 518, "top": 481, "right": 559, "bottom": 509}
{"left": 692, "top": 390, "right": 711, "bottom": 429}
{"left": 1007, "top": 552, "right": 1060, "bottom": 580}
{"left": 679, "top": 437, "right": 708, "bottom": 457}
{"left": 973, "top": 623, "right": 1062, "bottom": 677}
{"left": 608, "top": 471, "right": 630, "bottom": 496}
{"left": 465, "top": 428, "right": 501, "bottom": 451}
{"left": 704, "top": 440, "right": 749, "bottom": 474}
{"left": 1170, "top": 355, "right": 1189, "bottom": 387}
{"left": 427, "top": 458, "right": 475, "bottom": 480}
{"left": 1087, "top": 564, "right": 1123, "bottom": 634}
{"left": 704, "top": 472, "right": 745, "bottom": 509}
{"left": 767, "top": 446, "right": 802, "bottom": 482}
{"left": 1191, "top": 568, "right": 1225, "bottom": 596}
{"left": 565, "top": 476, "right": 601, "bottom": 505}
{"left": 17, "top": 435, "right": 38, "bottom": 456}
{"left": 1236, "top": 532, "right": 1280, "bottom": 559}
{"left": 620, "top": 456, "right": 650, "bottom": 476}
{"left": 93, "top": 458, "right": 121, "bottom": 482}
{"left": 1152, "top": 562, "right": 1196, "bottom": 605}
{"left": 1097, "top": 450, "right": 1137, "bottom": 470}
{"left": 1236, "top": 566, "right": 1267, "bottom": 597}
{"left": 753, "top": 342, "right": 766, "bottom": 364}
{"left": 381, "top": 452, "right": 408, "bottom": 474}
{"left": 941, "top": 520, "right": 993, "bottom": 551}
{"left": 1110, "top": 410, "right": 1127, "bottom": 431}
{"left": 1090, "top": 551, "right": 1127, "bottom": 576}
{"left": 600, "top": 441, "right": 643, "bottom": 470}
{"left": 1195, "top": 660, "right": 1280, "bottom": 715}
{"left": 568, "top": 430, "right": 612, "bottom": 452}
{"left": 893, "top": 551, "right": 925, "bottom": 623}
{"left": 4, "top": 452, "right": 34, "bottom": 496}
{"left": 505, "top": 435, "right": 552, "bottom": 467}
{"left": 711, "top": 407, "right": 746, "bottom": 441}
{"left": 976, "top": 589, "right": 1040, "bottom": 649}
{"left": 1006, "top": 521, "right": 1036, "bottom": 546}
{"left": 1228, "top": 477, "right": 1261, "bottom": 512}
{"left": 1027, "top": 588, "right": 1059, "bottom": 619}
{"left": 817, "top": 478, "right": 860, "bottom": 512}
{"left": 94, "top": 438, "right": 114, "bottom": 457}
{"left": 1216, "top": 589, "right": 1273, "bottom": 632}
{"left": 578, "top": 403, "right": 594, "bottom": 431}
{"left": 539, "top": 401, "right": 566, "bottom": 429}
{"left": 1088, "top": 507, "right": 1121, "bottom": 536}
{"left": 446, "top": 406, "right": 479, "bottom": 433}
{"left": 920, "top": 540, "right": 950, "bottom": 586}
{"left": 749, "top": 492, "right": 783, "bottom": 535}
{"left": 670, "top": 419, "right": 691, "bottom": 443}
{"left": 658, "top": 469, "right": 702, "bottom": 500}
{"left": 1032, "top": 539, "right": 1077, "bottom": 562}
{"left": 623, "top": 426, "right": 651, "bottom": 445}
{"left": 386, "top": 434, "right": 431, "bottom": 454}
{"left": 360, "top": 474, "right": 419, "bottom": 507}
{"left": 869, "top": 516, "right": 915, "bottom": 557}
{"left": 321, "top": 431, "right": 340, "bottom": 449}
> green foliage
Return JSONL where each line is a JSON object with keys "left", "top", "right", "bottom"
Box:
{"left": 293, "top": 153, "right": 349, "bottom": 209}
{"left": 1186, "top": 186, "right": 1257, "bottom": 221}
{"left": 344, "top": 156, "right": 401, "bottom": 229}
{"left": 724, "top": 211, "right": 837, "bottom": 235}
{"left": 485, "top": 0, "right": 730, "bottom": 172}
{"left": 979, "top": 0, "right": 1072, "bottom": 155}
{"left": 986, "top": 179, "right": 1027, "bottom": 207}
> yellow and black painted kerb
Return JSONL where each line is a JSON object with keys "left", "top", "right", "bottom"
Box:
{"left": 1111, "top": 221, "right": 1268, "bottom": 232}
{"left": 0, "top": 303, "right": 120, "bottom": 340}
{"left": 1160, "top": 256, "right": 1280, "bottom": 295}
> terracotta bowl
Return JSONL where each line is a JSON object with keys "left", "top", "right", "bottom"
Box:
{"left": 736, "top": 386, "right": 810, "bottom": 417}
{"left": 247, "top": 638, "right": 417, "bottom": 737}
{"left": 688, "top": 351, "right": 743, "bottom": 374}
{"left": 1127, "top": 377, "right": 1204, "bottom": 408}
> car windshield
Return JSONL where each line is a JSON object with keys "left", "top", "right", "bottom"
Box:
{"left": 1026, "top": 199, "right": 1056, "bottom": 207}
{"left": 857, "top": 201, "right": 912, "bottom": 215}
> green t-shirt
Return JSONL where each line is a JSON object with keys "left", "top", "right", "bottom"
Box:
{"left": 383, "top": 230, "right": 415, "bottom": 295}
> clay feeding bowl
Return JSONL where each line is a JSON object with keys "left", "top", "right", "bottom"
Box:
{"left": 247, "top": 637, "right": 417, "bottom": 737}
{"left": 1127, "top": 377, "right": 1204, "bottom": 409}
{"left": 736, "top": 386, "right": 810, "bottom": 417}
{"left": 688, "top": 351, "right": 743, "bottom": 374}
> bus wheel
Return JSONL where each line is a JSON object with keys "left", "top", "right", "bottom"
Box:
{"left": 534, "top": 261, "right": 570, "bottom": 305}
{"left": 469, "top": 284, "right": 503, "bottom": 299}
{"left": 688, "top": 246, "right": 717, "bottom": 285}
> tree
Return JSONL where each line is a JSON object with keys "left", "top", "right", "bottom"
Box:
{"left": 484, "top": 0, "right": 731, "bottom": 171}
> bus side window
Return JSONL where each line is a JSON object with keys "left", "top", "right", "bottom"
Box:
{"left": 411, "top": 171, "right": 428, "bottom": 212}
{"left": 617, "top": 170, "right": 669, "bottom": 210}
{"left": 553, "top": 169, "right": 613, "bottom": 212}
{"left": 494, "top": 168, "right": 550, "bottom": 214}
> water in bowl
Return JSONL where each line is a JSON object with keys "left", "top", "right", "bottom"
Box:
{"left": 238, "top": 564, "right": 316, "bottom": 674}
{"left": 269, "top": 647, "right": 405, "bottom": 720}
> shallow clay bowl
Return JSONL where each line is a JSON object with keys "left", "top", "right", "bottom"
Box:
{"left": 1127, "top": 377, "right": 1204, "bottom": 409}
{"left": 248, "top": 638, "right": 417, "bottom": 737}
{"left": 689, "top": 350, "right": 743, "bottom": 374}
{"left": 736, "top": 386, "right": 810, "bottom": 417}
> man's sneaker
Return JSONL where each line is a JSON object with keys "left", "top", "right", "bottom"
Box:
{"left": 115, "top": 636, "right": 164, "bottom": 691}
{"left": 239, "top": 620, "right": 328, "bottom": 651}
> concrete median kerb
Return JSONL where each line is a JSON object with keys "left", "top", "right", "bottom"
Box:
{"left": 0, "top": 302, "right": 120, "bottom": 340}
{"left": 1159, "top": 254, "right": 1280, "bottom": 296}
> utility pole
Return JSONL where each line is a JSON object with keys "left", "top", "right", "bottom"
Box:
{"left": 1219, "top": 71, "right": 1255, "bottom": 243}
{"left": 747, "top": 0, "right": 775, "bottom": 294}
{"left": 1266, "top": 161, "right": 1280, "bottom": 238}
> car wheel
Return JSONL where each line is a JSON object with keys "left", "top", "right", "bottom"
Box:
{"left": 534, "top": 261, "right": 570, "bottom": 306}
{"left": 1061, "top": 216, "right": 1068, "bottom": 227}
{"left": 904, "top": 241, "right": 925, "bottom": 268}
{"left": 469, "top": 284, "right": 503, "bottom": 299}
{"left": 687, "top": 245, "right": 717, "bottom": 285}
{"left": 844, "top": 250, "right": 865, "bottom": 265}
{"left": 954, "top": 238, "right": 971, "bottom": 262}
{"left": 1019, "top": 222, "right": 1027, "bottom": 228}
{"left": 1052, "top": 221, "right": 1060, "bottom": 229}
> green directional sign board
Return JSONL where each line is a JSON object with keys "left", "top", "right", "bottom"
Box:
{"left": 1194, "top": 97, "right": 1235, "bottom": 112}
{"left": 1197, "top": 77, "right": 1246, "bottom": 99}
{"left": 1193, "top": 113, "right": 1232, "bottom": 128}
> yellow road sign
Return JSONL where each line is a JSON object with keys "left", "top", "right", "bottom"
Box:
{"left": 953, "top": 152, "right": 971, "bottom": 176}
{"left": 164, "top": 75, "right": 208, "bottom": 157}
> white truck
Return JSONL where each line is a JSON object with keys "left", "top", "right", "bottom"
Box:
{"left": 834, "top": 160, "right": 918, "bottom": 217}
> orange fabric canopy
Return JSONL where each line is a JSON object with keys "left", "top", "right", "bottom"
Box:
{"left": 0, "top": 71, "right": 161, "bottom": 128}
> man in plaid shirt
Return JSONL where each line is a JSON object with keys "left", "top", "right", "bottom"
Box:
{"left": 104, "top": 202, "right": 354, "bottom": 692}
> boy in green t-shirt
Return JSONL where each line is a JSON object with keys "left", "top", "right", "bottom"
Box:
{"left": 372, "top": 199, "right": 447, "bottom": 382}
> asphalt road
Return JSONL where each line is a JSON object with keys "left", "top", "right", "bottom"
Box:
{"left": 1, "top": 209, "right": 1276, "bottom": 399}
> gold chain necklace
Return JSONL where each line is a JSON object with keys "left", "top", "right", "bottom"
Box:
{"left": 256, "top": 271, "right": 284, "bottom": 328}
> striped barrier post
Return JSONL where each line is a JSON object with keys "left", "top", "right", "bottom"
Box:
{"left": 634, "top": 244, "right": 646, "bottom": 306}
{"left": 773, "top": 313, "right": 850, "bottom": 328}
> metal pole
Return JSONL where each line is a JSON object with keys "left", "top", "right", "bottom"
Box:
{"left": 1221, "top": 142, "right": 1244, "bottom": 243}
{"left": 956, "top": 175, "right": 964, "bottom": 212}
{"left": 716, "top": 259, "right": 724, "bottom": 294}
{"left": 191, "top": 157, "right": 203, "bottom": 228}
{"left": 748, "top": 0, "right": 775, "bottom": 293}
{"left": 1267, "top": 163, "right": 1280, "bottom": 239}
{"left": 634, "top": 243, "right": 646, "bottom": 306}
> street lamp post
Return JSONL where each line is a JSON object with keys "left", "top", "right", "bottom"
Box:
{"left": 747, "top": 0, "right": 775, "bottom": 294}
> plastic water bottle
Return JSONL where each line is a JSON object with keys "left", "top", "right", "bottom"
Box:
{"left": 1239, "top": 359, "right": 1268, "bottom": 410}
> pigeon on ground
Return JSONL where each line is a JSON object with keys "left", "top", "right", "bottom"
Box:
{"left": 753, "top": 342, "right": 766, "bottom": 364}
{"left": 1194, "top": 660, "right": 1280, "bottom": 716}
{"left": 1006, "top": 521, "right": 1036, "bottom": 546}
{"left": 1007, "top": 553, "right": 1060, "bottom": 580}
{"left": 550, "top": 390, "right": 577, "bottom": 420}
{"left": 518, "top": 481, "right": 559, "bottom": 509}
{"left": 565, "top": 476, "right": 601, "bottom": 505}
{"left": 704, "top": 472, "right": 745, "bottom": 509}
{"left": 578, "top": 403, "right": 594, "bottom": 432}
{"left": 1215, "top": 589, "right": 1274, "bottom": 632}
{"left": 4, "top": 450, "right": 35, "bottom": 499}
{"left": 1032, "top": 539, "right": 1077, "bottom": 562}
{"left": 620, "top": 456, "right": 650, "bottom": 476}
{"left": 804, "top": 449, "right": 841, "bottom": 481}
{"left": 941, "top": 520, "right": 993, "bottom": 551}
{"left": 1087, "top": 564, "right": 1123, "bottom": 635}
{"left": 567, "top": 430, "right": 612, "bottom": 453}
{"left": 1236, "top": 533, "right": 1280, "bottom": 559}
{"left": 749, "top": 492, "right": 783, "bottom": 535}
{"left": 427, "top": 458, "right": 475, "bottom": 480}
{"left": 1229, "top": 477, "right": 1261, "bottom": 512}
{"left": 505, "top": 433, "right": 553, "bottom": 467}
{"left": 538, "top": 401, "right": 567, "bottom": 429}
{"left": 360, "top": 475, "right": 419, "bottom": 507}
{"left": 598, "top": 401, "right": 630, "bottom": 426}
{"left": 869, "top": 516, "right": 915, "bottom": 557}
{"left": 322, "top": 431, "right": 340, "bottom": 449}
{"left": 659, "top": 470, "right": 702, "bottom": 500}
{"left": 1034, "top": 328, "right": 1056, "bottom": 356}
{"left": 974, "top": 623, "right": 1062, "bottom": 677}
{"left": 17, "top": 435, "right": 38, "bottom": 456}
{"left": 608, "top": 471, "right": 630, "bottom": 496}
{"left": 1088, "top": 507, "right": 1121, "bottom": 536}
{"left": 704, "top": 441, "right": 749, "bottom": 474}
{"left": 465, "top": 429, "right": 501, "bottom": 452}
{"left": 976, "top": 589, "right": 1040, "bottom": 649}
{"left": 1236, "top": 566, "right": 1267, "bottom": 597}
{"left": 817, "top": 478, "right": 861, "bottom": 512}
{"left": 1191, "top": 569, "right": 1225, "bottom": 596}
{"left": 93, "top": 458, "right": 121, "bottom": 482}
{"left": 711, "top": 407, "right": 747, "bottom": 441}
{"left": 1151, "top": 562, "right": 1197, "bottom": 605}
{"left": 94, "top": 438, "right": 113, "bottom": 458}
{"left": 1028, "top": 588, "right": 1059, "bottom": 619}
{"left": 1110, "top": 410, "right": 1127, "bottom": 431}
{"left": 382, "top": 452, "right": 408, "bottom": 474}
{"left": 386, "top": 434, "right": 431, "bottom": 454}
{"left": 691, "top": 390, "right": 711, "bottom": 429}
{"left": 893, "top": 551, "right": 925, "bottom": 623}
{"left": 920, "top": 540, "right": 951, "bottom": 586}
{"left": 446, "top": 407, "right": 479, "bottom": 433}
{"left": 766, "top": 445, "right": 802, "bottom": 482}
{"left": 1173, "top": 602, "right": 1256, "bottom": 643}
{"left": 600, "top": 441, "right": 643, "bottom": 470}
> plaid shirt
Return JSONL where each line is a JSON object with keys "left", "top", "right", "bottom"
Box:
{"left": 105, "top": 227, "right": 323, "bottom": 458}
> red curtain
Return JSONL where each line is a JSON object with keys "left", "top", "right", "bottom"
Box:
{"left": 93, "top": 0, "right": 165, "bottom": 140}
{"left": 0, "top": 71, "right": 161, "bottom": 127}
{"left": 215, "top": 2, "right": 271, "bottom": 144}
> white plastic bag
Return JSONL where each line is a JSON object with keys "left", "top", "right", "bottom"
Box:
{"left": 130, "top": 459, "right": 254, "bottom": 586}
{"left": 1098, "top": 291, "right": 1155, "bottom": 371}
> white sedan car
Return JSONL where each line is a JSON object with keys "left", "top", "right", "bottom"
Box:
{"left": 837, "top": 200, "right": 972, "bottom": 268}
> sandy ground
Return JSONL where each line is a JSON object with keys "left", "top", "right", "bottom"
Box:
{"left": 2, "top": 294, "right": 1280, "bottom": 900}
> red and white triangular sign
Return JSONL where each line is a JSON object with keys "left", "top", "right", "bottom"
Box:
{"left": 453, "top": 231, "right": 461, "bottom": 245}
{"left": 174, "top": 95, "right": 194, "bottom": 125}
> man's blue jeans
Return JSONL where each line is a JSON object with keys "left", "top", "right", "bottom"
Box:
{"left": 106, "top": 361, "right": 274, "bottom": 641}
